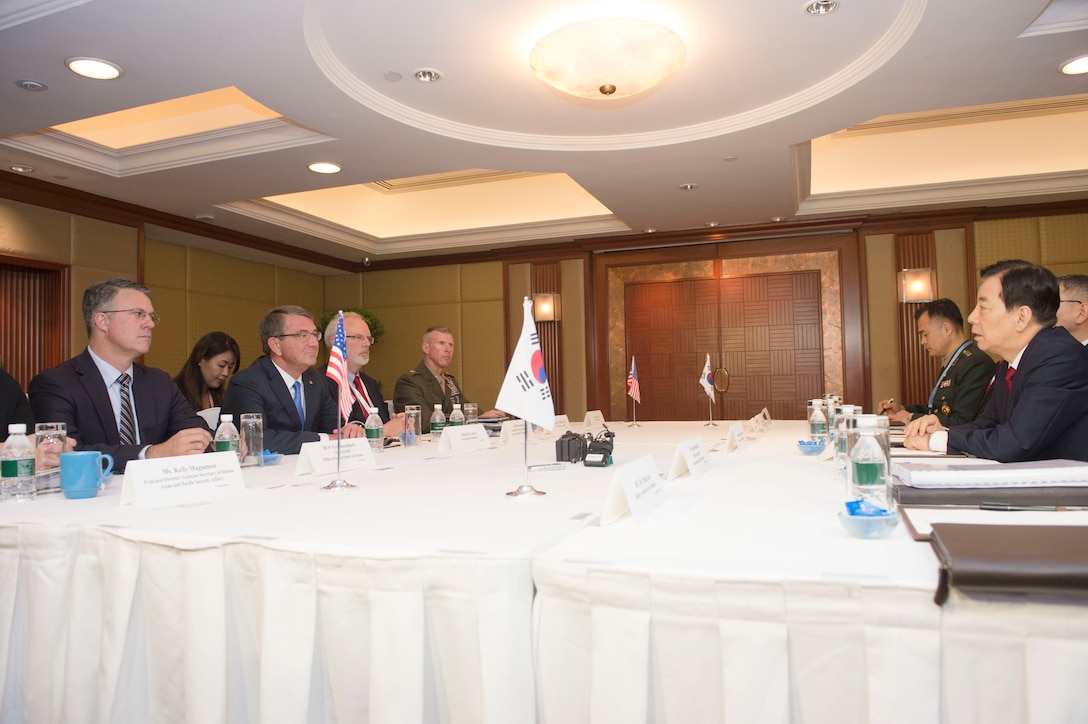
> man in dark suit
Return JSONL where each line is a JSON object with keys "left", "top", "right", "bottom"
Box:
{"left": 221, "top": 305, "right": 365, "bottom": 454}
{"left": 905, "top": 261, "right": 1088, "bottom": 461}
{"left": 321, "top": 312, "right": 405, "bottom": 438}
{"left": 29, "top": 278, "right": 212, "bottom": 472}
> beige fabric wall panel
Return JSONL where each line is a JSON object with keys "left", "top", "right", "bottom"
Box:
{"left": 507, "top": 263, "right": 531, "bottom": 350}
{"left": 143, "top": 286, "right": 188, "bottom": 373}
{"left": 974, "top": 217, "right": 1042, "bottom": 269}
{"left": 275, "top": 268, "right": 323, "bottom": 315}
{"left": 461, "top": 299, "right": 505, "bottom": 408}
{"left": 1040, "top": 214, "right": 1088, "bottom": 274}
{"left": 145, "top": 237, "right": 187, "bottom": 289}
{"left": 0, "top": 198, "right": 71, "bottom": 264}
{"left": 864, "top": 233, "right": 898, "bottom": 411}
{"left": 560, "top": 258, "right": 587, "bottom": 420}
{"left": 362, "top": 266, "right": 462, "bottom": 306}
{"left": 188, "top": 249, "right": 276, "bottom": 302}
{"left": 935, "top": 228, "right": 970, "bottom": 326}
{"left": 324, "top": 274, "right": 362, "bottom": 313}
{"left": 461, "top": 261, "right": 502, "bottom": 302}
{"left": 71, "top": 216, "right": 137, "bottom": 275}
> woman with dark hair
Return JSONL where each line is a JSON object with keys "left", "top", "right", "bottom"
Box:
{"left": 174, "top": 332, "right": 241, "bottom": 411}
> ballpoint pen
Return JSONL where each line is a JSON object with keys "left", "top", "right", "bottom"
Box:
{"left": 980, "top": 502, "right": 1088, "bottom": 511}
{"left": 879, "top": 397, "right": 894, "bottom": 413}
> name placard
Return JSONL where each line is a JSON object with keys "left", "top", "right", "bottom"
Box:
{"left": 582, "top": 410, "right": 607, "bottom": 434}
{"left": 667, "top": 436, "right": 712, "bottom": 480}
{"left": 544, "top": 414, "right": 572, "bottom": 439}
{"left": 500, "top": 419, "right": 528, "bottom": 444}
{"left": 727, "top": 421, "right": 749, "bottom": 452}
{"left": 601, "top": 454, "right": 666, "bottom": 525}
{"left": 295, "top": 438, "right": 374, "bottom": 476}
{"left": 121, "top": 451, "right": 245, "bottom": 507}
{"left": 438, "top": 424, "right": 491, "bottom": 453}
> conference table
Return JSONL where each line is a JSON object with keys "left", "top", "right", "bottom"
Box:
{"left": 2, "top": 421, "right": 1087, "bottom": 724}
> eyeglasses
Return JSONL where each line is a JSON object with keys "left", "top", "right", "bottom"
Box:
{"left": 101, "top": 308, "right": 161, "bottom": 324}
{"left": 345, "top": 334, "right": 376, "bottom": 345}
{"left": 1060, "top": 299, "right": 1083, "bottom": 304}
{"left": 274, "top": 330, "right": 321, "bottom": 341}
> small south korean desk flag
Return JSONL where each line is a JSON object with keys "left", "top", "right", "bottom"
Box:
{"left": 699, "top": 353, "right": 715, "bottom": 399}
{"left": 496, "top": 297, "right": 555, "bottom": 430}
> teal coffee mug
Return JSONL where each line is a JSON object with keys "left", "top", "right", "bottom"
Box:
{"left": 59, "top": 451, "right": 114, "bottom": 499}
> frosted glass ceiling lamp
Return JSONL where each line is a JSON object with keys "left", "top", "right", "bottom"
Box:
{"left": 66, "top": 57, "right": 123, "bottom": 80}
{"left": 1060, "top": 55, "right": 1088, "bottom": 75}
{"left": 530, "top": 18, "right": 686, "bottom": 100}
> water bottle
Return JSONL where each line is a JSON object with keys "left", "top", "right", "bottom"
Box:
{"left": 835, "top": 404, "right": 857, "bottom": 477}
{"left": 430, "top": 404, "right": 446, "bottom": 442}
{"left": 365, "top": 408, "right": 383, "bottom": 453}
{"left": 214, "top": 414, "right": 240, "bottom": 460}
{"left": 448, "top": 403, "right": 465, "bottom": 427}
{"left": 807, "top": 399, "right": 828, "bottom": 442}
{"left": 1, "top": 423, "right": 37, "bottom": 501}
{"left": 847, "top": 414, "right": 893, "bottom": 512}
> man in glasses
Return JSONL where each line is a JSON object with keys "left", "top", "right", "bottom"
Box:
{"left": 222, "top": 305, "right": 365, "bottom": 454}
{"left": 29, "top": 278, "right": 212, "bottom": 472}
{"left": 1056, "top": 274, "right": 1088, "bottom": 346}
{"left": 321, "top": 312, "right": 404, "bottom": 438}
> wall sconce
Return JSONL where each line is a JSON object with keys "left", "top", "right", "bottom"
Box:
{"left": 899, "top": 268, "right": 934, "bottom": 303}
{"left": 533, "top": 293, "right": 562, "bottom": 322}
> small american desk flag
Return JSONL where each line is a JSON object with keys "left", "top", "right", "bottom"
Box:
{"left": 325, "top": 311, "right": 354, "bottom": 423}
{"left": 627, "top": 357, "right": 641, "bottom": 404}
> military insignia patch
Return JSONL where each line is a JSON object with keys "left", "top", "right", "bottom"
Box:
{"left": 940, "top": 380, "right": 952, "bottom": 388}
{"left": 941, "top": 404, "right": 951, "bottom": 415}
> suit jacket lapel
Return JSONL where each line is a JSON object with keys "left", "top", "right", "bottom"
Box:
{"left": 132, "top": 365, "right": 158, "bottom": 442}
{"left": 263, "top": 357, "right": 301, "bottom": 428}
{"left": 74, "top": 349, "right": 121, "bottom": 444}
{"left": 302, "top": 369, "right": 323, "bottom": 431}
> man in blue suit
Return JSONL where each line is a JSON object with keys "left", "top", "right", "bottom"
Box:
{"left": 904, "top": 261, "right": 1088, "bottom": 461}
{"left": 29, "top": 278, "right": 211, "bottom": 472}
{"left": 222, "top": 305, "right": 365, "bottom": 454}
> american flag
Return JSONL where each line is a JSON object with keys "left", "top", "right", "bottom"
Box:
{"left": 626, "top": 357, "right": 641, "bottom": 404}
{"left": 325, "top": 311, "right": 354, "bottom": 423}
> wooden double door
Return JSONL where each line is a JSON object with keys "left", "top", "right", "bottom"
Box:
{"left": 624, "top": 271, "right": 823, "bottom": 421}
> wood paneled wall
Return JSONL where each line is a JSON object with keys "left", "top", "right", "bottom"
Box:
{"left": 0, "top": 259, "right": 69, "bottom": 389}
{"left": 895, "top": 233, "right": 943, "bottom": 407}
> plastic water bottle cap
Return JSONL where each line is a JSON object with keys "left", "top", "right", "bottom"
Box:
{"left": 8, "top": 423, "right": 26, "bottom": 434}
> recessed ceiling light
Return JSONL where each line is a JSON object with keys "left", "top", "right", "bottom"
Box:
{"left": 722, "top": 156, "right": 738, "bottom": 162}
{"left": 9, "top": 165, "right": 34, "bottom": 174}
{"left": 770, "top": 216, "right": 786, "bottom": 222}
{"left": 679, "top": 183, "right": 698, "bottom": 190}
{"left": 15, "top": 79, "right": 47, "bottom": 91}
{"left": 1060, "top": 55, "right": 1088, "bottom": 75}
{"left": 804, "top": 1, "right": 838, "bottom": 15}
{"left": 65, "top": 57, "right": 123, "bottom": 80}
{"left": 383, "top": 71, "right": 403, "bottom": 82}
{"left": 195, "top": 213, "right": 216, "bottom": 221}
{"left": 413, "top": 68, "right": 441, "bottom": 83}
{"left": 644, "top": 228, "right": 658, "bottom": 233}
{"left": 308, "top": 162, "right": 342, "bottom": 174}
{"left": 705, "top": 222, "right": 719, "bottom": 227}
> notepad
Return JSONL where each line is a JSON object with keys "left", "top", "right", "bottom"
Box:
{"left": 893, "top": 459, "right": 1088, "bottom": 488}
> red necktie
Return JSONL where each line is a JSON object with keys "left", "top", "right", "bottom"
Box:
{"left": 353, "top": 375, "right": 372, "bottom": 420}
{"left": 1005, "top": 366, "right": 1016, "bottom": 393}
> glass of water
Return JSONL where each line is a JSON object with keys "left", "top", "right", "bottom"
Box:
{"left": 34, "top": 422, "right": 66, "bottom": 471}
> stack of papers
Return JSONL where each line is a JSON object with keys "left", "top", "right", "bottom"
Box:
{"left": 892, "top": 459, "right": 1088, "bottom": 488}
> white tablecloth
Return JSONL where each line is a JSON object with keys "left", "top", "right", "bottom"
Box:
{"left": 5, "top": 422, "right": 1088, "bottom": 724}
{"left": 531, "top": 422, "right": 1088, "bottom": 724}
{"left": 0, "top": 436, "right": 610, "bottom": 724}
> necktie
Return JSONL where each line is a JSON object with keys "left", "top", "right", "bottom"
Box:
{"left": 353, "top": 375, "right": 372, "bottom": 420}
{"left": 118, "top": 372, "right": 137, "bottom": 445}
{"left": 292, "top": 380, "right": 305, "bottom": 426}
{"left": 1005, "top": 366, "right": 1016, "bottom": 393}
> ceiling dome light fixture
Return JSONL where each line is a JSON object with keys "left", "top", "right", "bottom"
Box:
{"left": 1060, "top": 54, "right": 1088, "bottom": 75}
{"left": 530, "top": 17, "right": 686, "bottom": 100}
{"left": 413, "top": 68, "right": 441, "bottom": 83}
{"left": 308, "top": 162, "right": 342, "bottom": 174}
{"left": 804, "top": 1, "right": 839, "bottom": 15}
{"left": 9, "top": 165, "right": 34, "bottom": 174}
{"left": 16, "top": 79, "right": 47, "bottom": 91}
{"left": 679, "top": 183, "right": 698, "bottom": 190}
{"left": 65, "top": 57, "right": 123, "bottom": 80}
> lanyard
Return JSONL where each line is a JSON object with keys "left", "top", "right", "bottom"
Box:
{"left": 928, "top": 340, "right": 971, "bottom": 408}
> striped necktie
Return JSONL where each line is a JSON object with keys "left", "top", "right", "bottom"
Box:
{"left": 118, "top": 372, "right": 137, "bottom": 445}
{"left": 353, "top": 375, "right": 373, "bottom": 420}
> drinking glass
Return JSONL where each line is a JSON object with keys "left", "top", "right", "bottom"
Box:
{"left": 239, "top": 413, "right": 264, "bottom": 467}
{"left": 34, "top": 422, "right": 66, "bottom": 471}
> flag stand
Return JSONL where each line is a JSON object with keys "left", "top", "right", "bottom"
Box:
{"left": 506, "top": 422, "right": 545, "bottom": 497}
{"left": 627, "top": 399, "right": 640, "bottom": 427}
{"left": 704, "top": 396, "right": 717, "bottom": 427}
{"left": 323, "top": 408, "right": 355, "bottom": 490}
